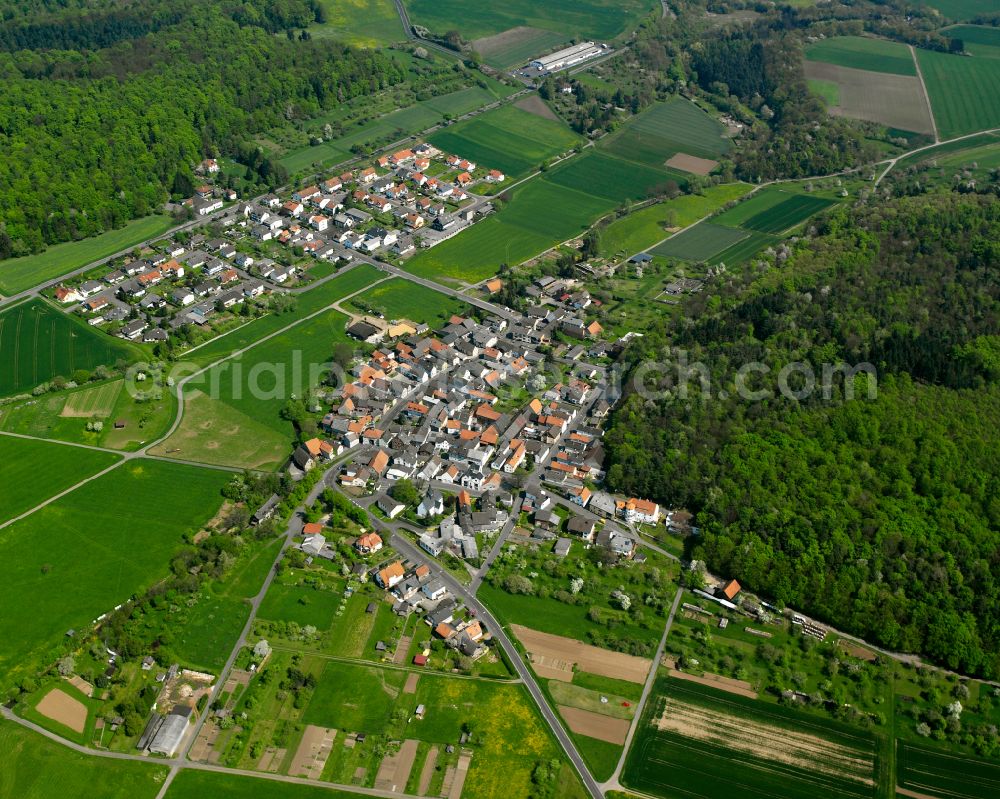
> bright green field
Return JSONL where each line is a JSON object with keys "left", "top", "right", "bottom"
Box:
{"left": 713, "top": 187, "right": 795, "bottom": 227}
{"left": 603, "top": 99, "right": 731, "bottom": 165}
{"left": 304, "top": 660, "right": 407, "bottom": 733}
{"left": 405, "top": 177, "right": 611, "bottom": 284}
{"left": 479, "top": 583, "right": 662, "bottom": 646}
{"left": 710, "top": 230, "right": 780, "bottom": 265}
{"left": 598, "top": 184, "right": 752, "bottom": 257}
{"left": 258, "top": 583, "right": 344, "bottom": 628}
{"left": 805, "top": 35, "right": 916, "bottom": 76}
{"left": 311, "top": 0, "right": 403, "bottom": 47}
{"left": 155, "top": 306, "right": 358, "bottom": 470}
{"left": 0, "top": 459, "right": 228, "bottom": 691}
{"left": 406, "top": 0, "right": 656, "bottom": 42}
{"left": 475, "top": 27, "right": 567, "bottom": 69}
{"left": 739, "top": 194, "right": 838, "bottom": 234}
{"left": 0, "top": 378, "right": 176, "bottom": 451}
{"left": 918, "top": 47, "right": 1000, "bottom": 137}
{"left": 348, "top": 278, "right": 465, "bottom": 325}
{"left": 927, "top": 0, "right": 1000, "bottom": 21}
{"left": 808, "top": 78, "right": 841, "bottom": 107}
{"left": 0, "top": 720, "right": 167, "bottom": 799}
{"left": 0, "top": 299, "right": 140, "bottom": 396}
{"left": 0, "top": 215, "right": 174, "bottom": 295}
{"left": 0, "top": 435, "right": 119, "bottom": 524}
{"left": 188, "top": 308, "right": 354, "bottom": 436}
{"left": 897, "top": 742, "right": 1000, "bottom": 799}
{"left": 428, "top": 103, "right": 582, "bottom": 179}
{"left": 946, "top": 25, "right": 1000, "bottom": 56}
{"left": 165, "top": 770, "right": 362, "bottom": 799}
{"left": 280, "top": 84, "right": 515, "bottom": 172}
{"left": 543, "top": 151, "right": 677, "bottom": 203}
{"left": 184, "top": 264, "right": 381, "bottom": 367}
{"left": 622, "top": 678, "right": 878, "bottom": 799}
{"left": 650, "top": 222, "right": 749, "bottom": 262}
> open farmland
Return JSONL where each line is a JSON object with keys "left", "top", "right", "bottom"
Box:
{"left": 471, "top": 26, "right": 567, "bottom": 69}
{"left": 598, "top": 183, "right": 752, "bottom": 257}
{"left": 0, "top": 435, "right": 119, "bottom": 524}
{"left": 0, "top": 299, "right": 139, "bottom": 396}
{"left": 622, "top": 678, "right": 879, "bottom": 799}
{"left": 348, "top": 278, "right": 465, "bottom": 326}
{"left": 739, "top": 194, "right": 838, "bottom": 234}
{"left": 544, "top": 151, "right": 679, "bottom": 203}
{"left": 603, "top": 99, "right": 731, "bottom": 166}
{"left": 805, "top": 35, "right": 916, "bottom": 75}
{"left": 927, "top": 0, "right": 1000, "bottom": 21}
{"left": 917, "top": 47, "right": 1000, "bottom": 137}
{"left": 310, "top": 0, "right": 402, "bottom": 48}
{"left": 165, "top": 770, "right": 363, "bottom": 799}
{"left": 147, "top": 389, "right": 290, "bottom": 470}
{"left": 155, "top": 303, "right": 362, "bottom": 469}
{"left": 0, "top": 378, "right": 176, "bottom": 450}
{"left": 944, "top": 25, "right": 1000, "bottom": 56}
{"left": 428, "top": 103, "right": 582, "bottom": 180}
{"left": 651, "top": 222, "right": 749, "bottom": 262}
{"left": 803, "top": 60, "right": 935, "bottom": 135}
{"left": 710, "top": 230, "right": 781, "bottom": 266}
{"left": 183, "top": 264, "right": 381, "bottom": 367}
{"left": 0, "top": 215, "right": 174, "bottom": 296}
{"left": 0, "top": 458, "right": 228, "bottom": 692}
{"left": 713, "top": 187, "right": 796, "bottom": 227}
{"left": 898, "top": 742, "right": 1000, "bottom": 799}
{"left": 0, "top": 720, "right": 167, "bottom": 799}
{"left": 279, "top": 84, "right": 515, "bottom": 173}
{"left": 406, "top": 0, "right": 656, "bottom": 43}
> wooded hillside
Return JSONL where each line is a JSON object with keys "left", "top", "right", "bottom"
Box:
{"left": 605, "top": 192, "right": 1000, "bottom": 677}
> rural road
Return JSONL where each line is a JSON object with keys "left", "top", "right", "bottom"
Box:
{"left": 367, "top": 521, "right": 606, "bottom": 799}
{"left": 601, "top": 586, "right": 683, "bottom": 792}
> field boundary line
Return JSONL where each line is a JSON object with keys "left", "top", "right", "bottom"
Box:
{"left": 909, "top": 45, "right": 939, "bottom": 143}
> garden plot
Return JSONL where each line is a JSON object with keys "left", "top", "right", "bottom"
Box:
{"left": 512, "top": 625, "right": 651, "bottom": 683}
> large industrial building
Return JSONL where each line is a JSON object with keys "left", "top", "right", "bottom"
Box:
{"left": 528, "top": 41, "right": 606, "bottom": 73}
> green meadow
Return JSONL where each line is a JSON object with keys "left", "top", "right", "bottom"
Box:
{"left": 602, "top": 99, "right": 731, "bottom": 165}
{"left": 0, "top": 215, "right": 174, "bottom": 296}
{"left": 348, "top": 278, "right": 465, "bottom": 326}
{"left": 0, "top": 435, "right": 120, "bottom": 524}
{"left": 406, "top": 0, "right": 655, "bottom": 42}
{"left": 280, "top": 83, "right": 515, "bottom": 173}
{"left": 0, "top": 299, "right": 140, "bottom": 396}
{"left": 0, "top": 458, "right": 229, "bottom": 691}
{"left": 0, "top": 378, "right": 176, "bottom": 451}
{"left": 428, "top": 103, "right": 583, "bottom": 180}
{"left": 805, "top": 35, "right": 916, "bottom": 76}
{"left": 917, "top": 47, "right": 1000, "bottom": 137}
{"left": 0, "top": 720, "right": 167, "bottom": 799}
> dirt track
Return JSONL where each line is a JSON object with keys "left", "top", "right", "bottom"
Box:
{"left": 36, "top": 688, "right": 87, "bottom": 734}
{"left": 666, "top": 668, "right": 757, "bottom": 699}
{"left": 558, "top": 705, "right": 630, "bottom": 745}
{"left": 512, "top": 624, "right": 651, "bottom": 684}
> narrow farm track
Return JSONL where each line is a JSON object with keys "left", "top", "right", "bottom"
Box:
{"left": 909, "top": 45, "right": 939, "bottom": 143}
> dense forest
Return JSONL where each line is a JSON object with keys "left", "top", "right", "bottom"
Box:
{"left": 0, "top": 4, "right": 403, "bottom": 258}
{"left": 604, "top": 192, "right": 1000, "bottom": 678}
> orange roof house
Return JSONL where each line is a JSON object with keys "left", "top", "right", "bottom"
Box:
{"left": 377, "top": 561, "right": 405, "bottom": 588}
{"left": 355, "top": 532, "right": 383, "bottom": 553}
{"left": 721, "top": 579, "right": 742, "bottom": 601}
{"left": 369, "top": 449, "right": 390, "bottom": 476}
{"left": 302, "top": 522, "right": 324, "bottom": 536}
